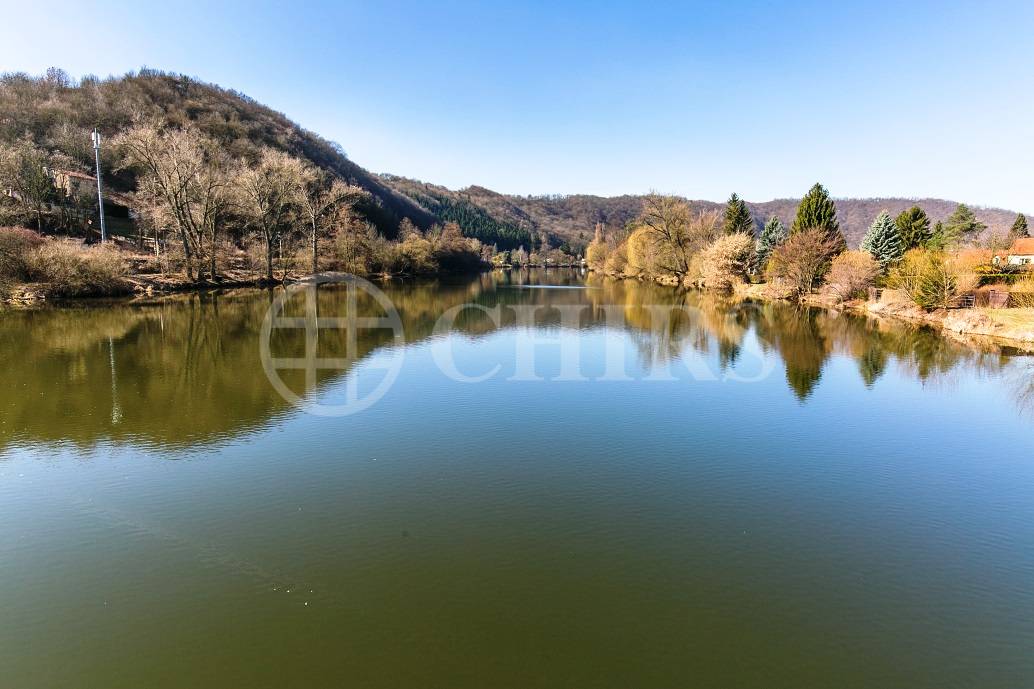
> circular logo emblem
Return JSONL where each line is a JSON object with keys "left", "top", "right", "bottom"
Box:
{"left": 260, "top": 274, "right": 405, "bottom": 416}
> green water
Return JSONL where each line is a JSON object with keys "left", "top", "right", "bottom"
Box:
{"left": 1, "top": 269, "right": 1032, "bottom": 688}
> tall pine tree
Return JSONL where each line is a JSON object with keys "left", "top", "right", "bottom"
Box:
{"left": 791, "top": 182, "right": 846, "bottom": 252}
{"left": 1010, "top": 213, "right": 1029, "bottom": 239}
{"left": 723, "top": 193, "right": 755, "bottom": 235}
{"left": 860, "top": 211, "right": 903, "bottom": 270}
{"left": 929, "top": 221, "right": 948, "bottom": 250}
{"left": 894, "top": 205, "right": 932, "bottom": 250}
{"left": 943, "top": 203, "right": 986, "bottom": 243}
{"left": 754, "top": 216, "right": 788, "bottom": 272}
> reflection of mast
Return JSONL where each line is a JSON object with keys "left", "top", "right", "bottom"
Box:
{"left": 108, "top": 336, "right": 122, "bottom": 425}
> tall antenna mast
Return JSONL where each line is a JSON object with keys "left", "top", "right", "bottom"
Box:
{"left": 92, "top": 128, "right": 107, "bottom": 242}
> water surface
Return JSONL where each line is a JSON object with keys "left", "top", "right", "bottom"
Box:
{"left": 2, "top": 269, "right": 1032, "bottom": 688}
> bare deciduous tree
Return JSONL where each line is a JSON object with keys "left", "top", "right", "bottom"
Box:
{"left": 116, "top": 123, "right": 228, "bottom": 280}
{"left": 232, "top": 149, "right": 306, "bottom": 281}
{"left": 0, "top": 139, "right": 58, "bottom": 232}
{"left": 766, "top": 228, "right": 840, "bottom": 298}
{"left": 825, "top": 250, "right": 880, "bottom": 302}
{"left": 298, "top": 168, "right": 368, "bottom": 274}
{"left": 637, "top": 195, "right": 719, "bottom": 276}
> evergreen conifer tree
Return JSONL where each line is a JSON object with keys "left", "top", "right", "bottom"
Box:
{"left": 943, "top": 203, "right": 986, "bottom": 242}
{"left": 1010, "top": 213, "right": 1029, "bottom": 239}
{"left": 791, "top": 183, "right": 846, "bottom": 252}
{"left": 754, "top": 216, "right": 788, "bottom": 272}
{"left": 860, "top": 211, "right": 903, "bottom": 270}
{"left": 894, "top": 205, "right": 932, "bottom": 250}
{"left": 929, "top": 221, "right": 947, "bottom": 250}
{"left": 723, "top": 193, "right": 755, "bottom": 235}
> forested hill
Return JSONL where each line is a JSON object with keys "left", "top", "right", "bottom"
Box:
{"left": 747, "top": 197, "right": 1022, "bottom": 249}
{"left": 381, "top": 176, "right": 1025, "bottom": 251}
{"left": 2, "top": 69, "right": 1023, "bottom": 250}
{"left": 0, "top": 69, "right": 436, "bottom": 237}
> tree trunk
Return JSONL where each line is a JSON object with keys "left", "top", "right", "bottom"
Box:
{"left": 209, "top": 226, "right": 218, "bottom": 281}
{"left": 181, "top": 233, "right": 194, "bottom": 282}
{"left": 311, "top": 218, "right": 318, "bottom": 275}
{"left": 266, "top": 236, "right": 274, "bottom": 281}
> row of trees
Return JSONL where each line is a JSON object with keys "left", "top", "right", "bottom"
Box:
{"left": 0, "top": 121, "right": 509, "bottom": 282}
{"left": 115, "top": 122, "right": 376, "bottom": 281}
{"left": 0, "top": 68, "right": 433, "bottom": 235}
{"left": 586, "top": 183, "right": 850, "bottom": 290}
{"left": 586, "top": 183, "right": 1030, "bottom": 309}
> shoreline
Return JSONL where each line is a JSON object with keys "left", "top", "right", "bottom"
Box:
{"left": 1, "top": 262, "right": 590, "bottom": 307}
{"left": 6, "top": 266, "right": 1034, "bottom": 349}
{"left": 593, "top": 269, "right": 1034, "bottom": 347}
{"left": 796, "top": 289, "right": 1034, "bottom": 348}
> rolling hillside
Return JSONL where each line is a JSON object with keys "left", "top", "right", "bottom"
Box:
{"left": 3, "top": 69, "right": 1025, "bottom": 251}
{"left": 381, "top": 176, "right": 1026, "bottom": 251}
{"left": 0, "top": 69, "right": 436, "bottom": 237}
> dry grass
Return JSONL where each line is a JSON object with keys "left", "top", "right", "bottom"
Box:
{"left": 981, "top": 308, "right": 1034, "bottom": 329}
{"left": 29, "top": 241, "right": 129, "bottom": 297}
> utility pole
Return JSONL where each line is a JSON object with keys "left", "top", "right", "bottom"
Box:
{"left": 92, "top": 128, "right": 107, "bottom": 242}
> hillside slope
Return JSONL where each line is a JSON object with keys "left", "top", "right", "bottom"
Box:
{"left": 382, "top": 176, "right": 1024, "bottom": 251}
{"left": 3, "top": 69, "right": 1024, "bottom": 250}
{"left": 0, "top": 69, "right": 435, "bottom": 236}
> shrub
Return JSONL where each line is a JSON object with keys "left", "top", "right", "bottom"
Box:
{"left": 697, "top": 232, "right": 755, "bottom": 291}
{"left": 334, "top": 225, "right": 376, "bottom": 274}
{"left": 625, "top": 226, "right": 660, "bottom": 277}
{"left": 825, "top": 250, "right": 880, "bottom": 302}
{"left": 887, "top": 248, "right": 979, "bottom": 311}
{"left": 604, "top": 242, "right": 628, "bottom": 275}
{"left": 586, "top": 237, "right": 608, "bottom": 271}
{"left": 0, "top": 226, "right": 45, "bottom": 287}
{"left": 1010, "top": 276, "right": 1034, "bottom": 308}
{"left": 30, "top": 242, "right": 129, "bottom": 297}
{"left": 766, "top": 228, "right": 840, "bottom": 298}
{"left": 394, "top": 235, "right": 434, "bottom": 274}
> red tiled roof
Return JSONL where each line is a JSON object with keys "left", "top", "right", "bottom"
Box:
{"left": 54, "top": 169, "right": 94, "bottom": 180}
{"left": 1010, "top": 238, "right": 1034, "bottom": 255}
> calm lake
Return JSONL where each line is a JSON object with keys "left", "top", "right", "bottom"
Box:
{"left": 1, "top": 268, "right": 1032, "bottom": 688}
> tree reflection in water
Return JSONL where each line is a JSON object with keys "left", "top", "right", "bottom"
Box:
{"left": 0, "top": 269, "right": 1027, "bottom": 450}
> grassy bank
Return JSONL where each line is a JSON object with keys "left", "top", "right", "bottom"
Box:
{"left": 739, "top": 281, "right": 1034, "bottom": 345}
{"left": 0, "top": 227, "right": 500, "bottom": 305}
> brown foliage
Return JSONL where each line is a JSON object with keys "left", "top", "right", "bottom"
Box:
{"left": 766, "top": 228, "right": 840, "bottom": 298}
{"left": 696, "top": 233, "right": 755, "bottom": 291}
{"left": 825, "top": 250, "right": 880, "bottom": 302}
{"left": 0, "top": 227, "right": 45, "bottom": 290}
{"left": 29, "top": 241, "right": 128, "bottom": 296}
{"left": 887, "top": 249, "right": 980, "bottom": 310}
{"left": 1008, "top": 276, "right": 1034, "bottom": 308}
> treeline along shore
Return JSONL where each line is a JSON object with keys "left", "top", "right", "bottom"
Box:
{"left": 1, "top": 68, "right": 1032, "bottom": 344}
{"left": 582, "top": 184, "right": 1034, "bottom": 343}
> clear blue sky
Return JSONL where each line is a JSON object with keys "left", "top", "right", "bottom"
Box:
{"left": 2, "top": 0, "right": 1032, "bottom": 211}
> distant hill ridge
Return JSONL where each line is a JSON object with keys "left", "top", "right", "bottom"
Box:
{"left": 380, "top": 176, "right": 1025, "bottom": 251}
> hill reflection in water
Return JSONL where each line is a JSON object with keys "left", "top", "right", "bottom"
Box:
{"left": 0, "top": 268, "right": 1028, "bottom": 451}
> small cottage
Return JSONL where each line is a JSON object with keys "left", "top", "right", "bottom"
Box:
{"left": 1005, "top": 238, "right": 1034, "bottom": 267}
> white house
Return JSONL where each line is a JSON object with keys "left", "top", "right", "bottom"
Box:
{"left": 1005, "top": 238, "right": 1034, "bottom": 266}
